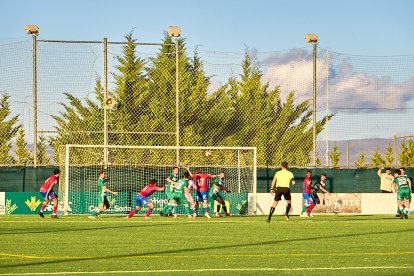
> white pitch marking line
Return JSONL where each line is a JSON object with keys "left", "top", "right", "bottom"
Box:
{"left": 1, "top": 266, "right": 413, "bottom": 275}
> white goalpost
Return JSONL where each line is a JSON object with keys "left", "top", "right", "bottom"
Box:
{"left": 59, "top": 144, "right": 257, "bottom": 216}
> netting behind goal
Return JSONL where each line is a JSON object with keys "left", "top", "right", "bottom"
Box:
{"left": 59, "top": 145, "right": 257, "bottom": 216}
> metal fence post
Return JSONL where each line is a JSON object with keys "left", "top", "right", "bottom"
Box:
{"left": 394, "top": 135, "right": 398, "bottom": 166}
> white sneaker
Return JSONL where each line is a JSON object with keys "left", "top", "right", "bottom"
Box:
{"left": 300, "top": 213, "right": 309, "bottom": 218}
{"left": 144, "top": 216, "right": 151, "bottom": 219}
{"left": 88, "top": 216, "right": 97, "bottom": 219}
{"left": 309, "top": 213, "right": 315, "bottom": 217}
{"left": 204, "top": 213, "right": 211, "bottom": 219}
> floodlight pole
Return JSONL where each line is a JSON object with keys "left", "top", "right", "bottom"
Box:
{"left": 175, "top": 39, "right": 180, "bottom": 165}
{"left": 32, "top": 34, "right": 38, "bottom": 167}
{"left": 103, "top": 38, "right": 108, "bottom": 167}
{"left": 312, "top": 42, "right": 317, "bottom": 167}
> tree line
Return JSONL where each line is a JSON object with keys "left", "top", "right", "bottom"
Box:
{"left": 1, "top": 33, "right": 412, "bottom": 167}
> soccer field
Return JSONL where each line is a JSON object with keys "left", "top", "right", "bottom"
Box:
{"left": 0, "top": 215, "right": 413, "bottom": 275}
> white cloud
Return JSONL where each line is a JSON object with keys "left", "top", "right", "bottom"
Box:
{"left": 260, "top": 49, "right": 414, "bottom": 112}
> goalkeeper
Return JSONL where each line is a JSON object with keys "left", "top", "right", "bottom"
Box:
{"left": 89, "top": 170, "right": 118, "bottom": 219}
{"left": 210, "top": 172, "right": 231, "bottom": 217}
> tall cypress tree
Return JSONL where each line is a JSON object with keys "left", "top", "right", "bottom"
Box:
{"left": 226, "top": 52, "right": 331, "bottom": 166}
{"left": 371, "top": 146, "right": 385, "bottom": 167}
{"left": 15, "top": 127, "right": 32, "bottom": 165}
{"left": 0, "top": 94, "right": 20, "bottom": 164}
{"left": 37, "top": 135, "right": 51, "bottom": 165}
{"left": 51, "top": 78, "right": 105, "bottom": 164}
{"left": 399, "top": 139, "right": 414, "bottom": 167}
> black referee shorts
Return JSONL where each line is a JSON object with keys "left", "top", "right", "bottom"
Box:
{"left": 274, "top": 187, "right": 291, "bottom": 201}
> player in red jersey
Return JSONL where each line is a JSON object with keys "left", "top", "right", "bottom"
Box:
{"left": 127, "top": 179, "right": 165, "bottom": 219}
{"left": 301, "top": 170, "right": 316, "bottom": 217}
{"left": 39, "top": 169, "right": 61, "bottom": 219}
{"left": 187, "top": 167, "right": 216, "bottom": 218}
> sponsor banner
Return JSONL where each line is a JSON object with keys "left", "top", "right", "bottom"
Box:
{"left": 67, "top": 192, "right": 248, "bottom": 215}
{"left": 4, "top": 192, "right": 63, "bottom": 215}
{"left": 0, "top": 192, "right": 5, "bottom": 215}
{"left": 250, "top": 193, "right": 302, "bottom": 215}
{"left": 249, "top": 193, "right": 413, "bottom": 215}
{"left": 312, "top": 193, "right": 361, "bottom": 214}
{"left": 250, "top": 193, "right": 361, "bottom": 215}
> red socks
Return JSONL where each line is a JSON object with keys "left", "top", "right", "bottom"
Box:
{"left": 145, "top": 208, "right": 153, "bottom": 217}
{"left": 128, "top": 209, "right": 138, "bottom": 218}
{"left": 306, "top": 204, "right": 315, "bottom": 213}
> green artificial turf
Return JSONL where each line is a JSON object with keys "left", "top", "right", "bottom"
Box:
{"left": 0, "top": 215, "right": 413, "bottom": 275}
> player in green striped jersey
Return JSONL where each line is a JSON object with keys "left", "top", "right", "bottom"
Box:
{"left": 396, "top": 167, "right": 411, "bottom": 217}
{"left": 160, "top": 166, "right": 179, "bottom": 217}
{"left": 171, "top": 171, "right": 192, "bottom": 219}
{"left": 210, "top": 172, "right": 231, "bottom": 217}
{"left": 393, "top": 169, "right": 412, "bottom": 219}
{"left": 89, "top": 170, "right": 118, "bottom": 219}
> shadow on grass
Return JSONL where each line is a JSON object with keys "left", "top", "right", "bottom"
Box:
{"left": 2, "top": 227, "right": 413, "bottom": 269}
{"left": 0, "top": 222, "right": 172, "bottom": 236}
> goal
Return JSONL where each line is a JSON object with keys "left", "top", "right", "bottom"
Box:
{"left": 59, "top": 145, "right": 257, "bottom": 216}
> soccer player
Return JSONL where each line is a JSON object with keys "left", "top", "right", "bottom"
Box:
{"left": 127, "top": 179, "right": 165, "bottom": 219}
{"left": 89, "top": 170, "right": 118, "bottom": 219}
{"left": 160, "top": 166, "right": 179, "bottom": 217}
{"left": 300, "top": 170, "right": 315, "bottom": 217}
{"left": 210, "top": 172, "right": 231, "bottom": 217}
{"left": 39, "top": 169, "right": 61, "bottom": 219}
{"left": 393, "top": 170, "right": 412, "bottom": 219}
{"left": 187, "top": 167, "right": 217, "bottom": 218}
{"left": 396, "top": 167, "right": 411, "bottom": 217}
{"left": 186, "top": 178, "right": 197, "bottom": 216}
{"left": 311, "top": 173, "right": 330, "bottom": 205}
{"left": 170, "top": 171, "right": 193, "bottom": 219}
{"left": 267, "top": 162, "right": 295, "bottom": 222}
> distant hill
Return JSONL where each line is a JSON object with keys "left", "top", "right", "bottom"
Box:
{"left": 317, "top": 138, "right": 400, "bottom": 167}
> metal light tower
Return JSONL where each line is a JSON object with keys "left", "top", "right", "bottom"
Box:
{"left": 168, "top": 26, "right": 181, "bottom": 164}
{"left": 25, "top": 25, "right": 40, "bottom": 167}
{"left": 305, "top": 33, "right": 319, "bottom": 167}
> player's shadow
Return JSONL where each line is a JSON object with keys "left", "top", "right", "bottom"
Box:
{"left": 312, "top": 215, "right": 399, "bottom": 222}
{"left": 2, "top": 227, "right": 414, "bottom": 270}
{"left": 0, "top": 223, "right": 171, "bottom": 236}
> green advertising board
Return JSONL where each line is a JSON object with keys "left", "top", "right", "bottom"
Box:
{"left": 4, "top": 192, "right": 46, "bottom": 215}
{"left": 3, "top": 192, "right": 248, "bottom": 216}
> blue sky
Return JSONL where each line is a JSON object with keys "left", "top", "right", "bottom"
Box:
{"left": 1, "top": 0, "right": 414, "bottom": 151}
{"left": 1, "top": 0, "right": 414, "bottom": 55}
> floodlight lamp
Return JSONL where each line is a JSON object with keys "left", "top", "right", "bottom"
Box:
{"left": 104, "top": 98, "right": 116, "bottom": 110}
{"left": 25, "top": 25, "right": 40, "bottom": 35}
{"left": 304, "top": 33, "right": 318, "bottom": 43}
{"left": 168, "top": 26, "right": 181, "bottom": 37}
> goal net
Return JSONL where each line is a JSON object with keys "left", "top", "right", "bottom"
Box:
{"left": 59, "top": 145, "right": 257, "bottom": 216}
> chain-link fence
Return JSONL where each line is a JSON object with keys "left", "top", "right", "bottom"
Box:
{"left": 1, "top": 36, "right": 414, "bottom": 168}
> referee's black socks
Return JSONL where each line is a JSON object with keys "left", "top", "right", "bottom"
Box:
{"left": 268, "top": 207, "right": 275, "bottom": 221}
{"left": 285, "top": 203, "right": 291, "bottom": 215}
